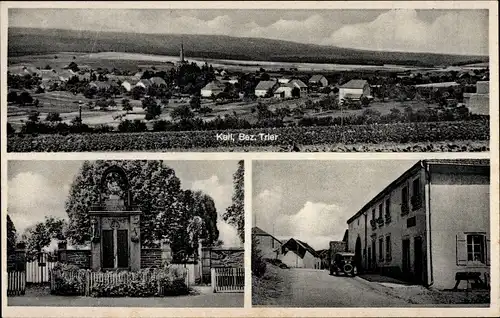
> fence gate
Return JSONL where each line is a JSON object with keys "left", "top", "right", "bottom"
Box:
{"left": 26, "top": 252, "right": 57, "bottom": 284}
{"left": 211, "top": 267, "right": 244, "bottom": 293}
{"left": 201, "top": 247, "right": 212, "bottom": 284}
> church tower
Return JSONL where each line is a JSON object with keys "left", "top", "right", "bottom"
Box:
{"left": 180, "top": 41, "right": 185, "bottom": 64}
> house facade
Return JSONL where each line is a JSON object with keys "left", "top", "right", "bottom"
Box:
{"left": 309, "top": 75, "right": 328, "bottom": 87}
{"left": 201, "top": 81, "right": 226, "bottom": 98}
{"left": 464, "top": 81, "right": 489, "bottom": 116}
{"left": 290, "top": 79, "right": 308, "bottom": 97}
{"left": 255, "top": 80, "right": 278, "bottom": 97}
{"left": 339, "top": 79, "right": 371, "bottom": 102}
{"left": 252, "top": 227, "right": 282, "bottom": 259}
{"left": 346, "top": 160, "right": 490, "bottom": 289}
{"left": 274, "top": 83, "right": 295, "bottom": 99}
{"left": 281, "top": 238, "right": 320, "bottom": 269}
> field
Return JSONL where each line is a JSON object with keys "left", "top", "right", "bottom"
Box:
{"left": 7, "top": 120, "right": 489, "bottom": 152}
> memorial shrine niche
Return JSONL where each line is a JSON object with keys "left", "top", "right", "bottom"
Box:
{"left": 89, "top": 165, "right": 141, "bottom": 271}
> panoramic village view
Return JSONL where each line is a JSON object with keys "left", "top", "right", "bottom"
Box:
{"left": 6, "top": 9, "right": 490, "bottom": 152}
{"left": 7, "top": 160, "right": 244, "bottom": 306}
{"left": 252, "top": 159, "right": 490, "bottom": 307}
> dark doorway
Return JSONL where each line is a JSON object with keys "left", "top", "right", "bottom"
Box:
{"left": 402, "top": 239, "right": 411, "bottom": 276}
{"left": 367, "top": 247, "right": 372, "bottom": 269}
{"left": 102, "top": 230, "right": 114, "bottom": 269}
{"left": 371, "top": 240, "right": 376, "bottom": 269}
{"left": 117, "top": 230, "right": 129, "bottom": 268}
{"left": 355, "top": 237, "right": 362, "bottom": 271}
{"left": 414, "top": 237, "right": 423, "bottom": 283}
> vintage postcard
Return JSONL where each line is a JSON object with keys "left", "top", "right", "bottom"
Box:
{"left": 1, "top": 1, "right": 498, "bottom": 318}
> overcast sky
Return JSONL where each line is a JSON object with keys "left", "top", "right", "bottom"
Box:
{"left": 252, "top": 160, "right": 417, "bottom": 251}
{"left": 7, "top": 160, "right": 241, "bottom": 247}
{"left": 9, "top": 9, "right": 488, "bottom": 55}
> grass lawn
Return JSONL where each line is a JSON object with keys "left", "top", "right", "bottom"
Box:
{"left": 252, "top": 264, "right": 291, "bottom": 306}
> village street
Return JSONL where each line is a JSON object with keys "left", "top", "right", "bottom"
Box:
{"left": 255, "top": 268, "right": 489, "bottom": 307}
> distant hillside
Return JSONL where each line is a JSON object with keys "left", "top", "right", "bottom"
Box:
{"left": 8, "top": 27, "right": 488, "bottom": 67}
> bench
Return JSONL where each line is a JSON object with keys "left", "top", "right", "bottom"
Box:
{"left": 453, "top": 272, "right": 484, "bottom": 290}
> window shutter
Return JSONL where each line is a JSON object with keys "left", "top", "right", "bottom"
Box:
{"left": 486, "top": 237, "right": 491, "bottom": 266}
{"left": 456, "top": 234, "right": 467, "bottom": 266}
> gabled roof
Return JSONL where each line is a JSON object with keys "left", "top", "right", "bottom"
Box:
{"left": 252, "top": 226, "right": 283, "bottom": 245}
{"left": 255, "top": 81, "right": 277, "bottom": 91}
{"left": 309, "top": 75, "right": 326, "bottom": 82}
{"left": 282, "top": 238, "right": 318, "bottom": 258}
{"left": 346, "top": 159, "right": 490, "bottom": 224}
{"left": 291, "top": 79, "right": 308, "bottom": 88}
{"left": 202, "top": 81, "right": 226, "bottom": 91}
{"left": 340, "top": 79, "right": 368, "bottom": 89}
{"left": 149, "top": 77, "right": 167, "bottom": 86}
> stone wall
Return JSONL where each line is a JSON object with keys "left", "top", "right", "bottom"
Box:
{"left": 211, "top": 248, "right": 244, "bottom": 267}
{"left": 141, "top": 248, "right": 163, "bottom": 268}
{"left": 65, "top": 250, "right": 91, "bottom": 269}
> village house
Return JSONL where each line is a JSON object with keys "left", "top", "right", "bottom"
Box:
{"left": 136, "top": 79, "right": 152, "bottom": 90}
{"left": 89, "top": 81, "right": 119, "bottom": 91}
{"left": 346, "top": 159, "right": 490, "bottom": 289}
{"left": 290, "top": 79, "right": 308, "bottom": 97}
{"left": 309, "top": 74, "right": 329, "bottom": 87}
{"left": 252, "top": 227, "right": 282, "bottom": 260}
{"left": 120, "top": 78, "right": 139, "bottom": 92}
{"left": 273, "top": 83, "right": 295, "bottom": 99}
{"left": 149, "top": 76, "right": 167, "bottom": 87}
{"left": 8, "top": 65, "right": 40, "bottom": 77}
{"left": 463, "top": 81, "right": 489, "bottom": 116}
{"left": 278, "top": 77, "right": 292, "bottom": 84}
{"left": 338, "top": 79, "right": 371, "bottom": 102}
{"left": 201, "top": 81, "right": 226, "bottom": 98}
{"left": 58, "top": 70, "right": 78, "bottom": 82}
{"left": 255, "top": 80, "right": 278, "bottom": 98}
{"left": 281, "top": 238, "right": 321, "bottom": 269}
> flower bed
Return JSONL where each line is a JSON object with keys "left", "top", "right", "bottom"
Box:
{"left": 50, "top": 263, "right": 190, "bottom": 297}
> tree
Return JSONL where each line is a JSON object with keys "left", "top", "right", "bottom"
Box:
{"left": 142, "top": 97, "right": 162, "bottom": 120}
{"left": 122, "top": 98, "right": 133, "bottom": 112}
{"left": 360, "top": 96, "right": 370, "bottom": 107}
{"left": 7, "top": 91, "right": 18, "bottom": 103}
{"left": 7, "top": 214, "right": 17, "bottom": 254}
{"left": 18, "top": 91, "right": 34, "bottom": 105}
{"left": 171, "top": 105, "right": 194, "bottom": 121}
{"left": 67, "top": 62, "right": 79, "bottom": 72}
{"left": 64, "top": 161, "right": 219, "bottom": 250}
{"left": 223, "top": 160, "right": 244, "bottom": 244}
{"left": 28, "top": 111, "right": 40, "bottom": 122}
{"left": 7, "top": 123, "right": 16, "bottom": 135}
{"left": 189, "top": 95, "right": 201, "bottom": 110}
{"left": 24, "top": 216, "right": 66, "bottom": 259}
{"left": 46, "top": 112, "right": 62, "bottom": 122}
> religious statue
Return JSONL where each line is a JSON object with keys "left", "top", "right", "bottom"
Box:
{"left": 131, "top": 227, "right": 139, "bottom": 243}
{"left": 107, "top": 176, "right": 122, "bottom": 200}
{"left": 90, "top": 217, "right": 99, "bottom": 242}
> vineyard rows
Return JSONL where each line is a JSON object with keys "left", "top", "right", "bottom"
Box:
{"left": 7, "top": 120, "right": 489, "bottom": 152}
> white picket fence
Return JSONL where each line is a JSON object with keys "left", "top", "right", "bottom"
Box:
{"left": 7, "top": 271, "right": 26, "bottom": 296}
{"left": 211, "top": 267, "right": 244, "bottom": 293}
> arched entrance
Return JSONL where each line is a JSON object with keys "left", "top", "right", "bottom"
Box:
{"left": 355, "top": 237, "right": 362, "bottom": 271}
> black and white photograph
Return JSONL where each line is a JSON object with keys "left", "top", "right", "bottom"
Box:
{"left": 5, "top": 6, "right": 491, "bottom": 152}
{"left": 6, "top": 160, "right": 244, "bottom": 307}
{"left": 252, "top": 159, "right": 490, "bottom": 307}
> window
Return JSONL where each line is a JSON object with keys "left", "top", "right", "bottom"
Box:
{"left": 378, "top": 203, "right": 383, "bottom": 219}
{"left": 372, "top": 209, "right": 376, "bottom": 220}
{"left": 467, "top": 234, "right": 485, "bottom": 263}
{"left": 402, "top": 186, "right": 409, "bottom": 204}
{"left": 385, "top": 236, "right": 392, "bottom": 261}
{"left": 385, "top": 198, "right": 390, "bottom": 216}
{"left": 401, "top": 185, "right": 409, "bottom": 215}
{"left": 378, "top": 238, "right": 384, "bottom": 261}
{"left": 412, "top": 178, "right": 421, "bottom": 197}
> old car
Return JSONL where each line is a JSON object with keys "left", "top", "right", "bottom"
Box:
{"left": 330, "top": 252, "right": 357, "bottom": 277}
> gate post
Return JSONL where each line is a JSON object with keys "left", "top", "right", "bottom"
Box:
{"left": 211, "top": 268, "right": 216, "bottom": 293}
{"left": 58, "top": 241, "right": 67, "bottom": 263}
